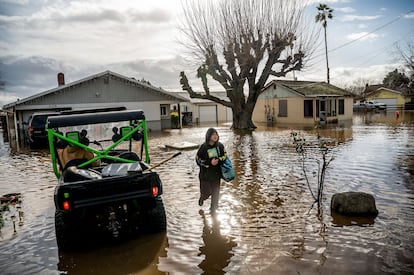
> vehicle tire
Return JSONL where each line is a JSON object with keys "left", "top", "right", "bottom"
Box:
{"left": 145, "top": 198, "right": 167, "bottom": 233}
{"left": 55, "top": 210, "right": 76, "bottom": 250}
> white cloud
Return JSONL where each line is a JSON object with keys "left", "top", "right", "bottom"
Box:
{"left": 0, "top": 1, "right": 181, "bottom": 65}
{"left": 296, "top": 63, "right": 402, "bottom": 87}
{"left": 341, "top": 15, "right": 381, "bottom": 21}
{"left": 331, "top": 64, "right": 402, "bottom": 87}
{"left": 335, "top": 7, "right": 355, "bottom": 13}
{"left": 0, "top": 0, "right": 30, "bottom": 4}
{"left": 357, "top": 23, "right": 368, "bottom": 29}
{"left": 0, "top": 3, "right": 171, "bottom": 25}
{"left": 0, "top": 92, "right": 20, "bottom": 107}
{"left": 346, "top": 32, "right": 380, "bottom": 41}
{"left": 403, "top": 12, "right": 414, "bottom": 19}
{"left": 380, "top": 7, "right": 387, "bottom": 12}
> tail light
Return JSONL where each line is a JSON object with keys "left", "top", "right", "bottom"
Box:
{"left": 63, "top": 201, "right": 70, "bottom": 211}
{"left": 28, "top": 125, "right": 33, "bottom": 136}
{"left": 152, "top": 186, "right": 158, "bottom": 197}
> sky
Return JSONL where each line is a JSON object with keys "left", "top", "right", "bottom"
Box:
{"left": 0, "top": 0, "right": 413, "bottom": 106}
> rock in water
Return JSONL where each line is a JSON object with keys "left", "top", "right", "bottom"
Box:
{"left": 331, "top": 192, "right": 378, "bottom": 216}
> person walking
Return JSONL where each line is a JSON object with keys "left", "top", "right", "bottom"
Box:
{"left": 196, "top": 128, "right": 226, "bottom": 213}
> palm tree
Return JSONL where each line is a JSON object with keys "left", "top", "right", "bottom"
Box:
{"left": 315, "top": 4, "right": 334, "bottom": 84}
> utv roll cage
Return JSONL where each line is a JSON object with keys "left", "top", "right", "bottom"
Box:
{"left": 47, "top": 110, "right": 150, "bottom": 179}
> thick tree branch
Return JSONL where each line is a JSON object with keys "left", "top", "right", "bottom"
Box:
{"left": 269, "top": 51, "right": 304, "bottom": 77}
{"left": 180, "top": 71, "right": 233, "bottom": 108}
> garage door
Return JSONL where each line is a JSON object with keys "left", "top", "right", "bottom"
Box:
{"left": 373, "top": 98, "right": 397, "bottom": 108}
{"left": 226, "top": 107, "right": 233, "bottom": 122}
{"left": 199, "top": 105, "right": 217, "bottom": 123}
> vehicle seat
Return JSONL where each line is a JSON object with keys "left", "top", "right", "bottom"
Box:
{"left": 63, "top": 158, "right": 90, "bottom": 171}
{"left": 118, "top": 152, "right": 140, "bottom": 161}
{"left": 104, "top": 152, "right": 140, "bottom": 164}
{"left": 62, "top": 166, "right": 102, "bottom": 182}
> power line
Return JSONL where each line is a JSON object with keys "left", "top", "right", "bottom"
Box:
{"left": 355, "top": 27, "right": 414, "bottom": 68}
{"left": 308, "top": 9, "right": 414, "bottom": 63}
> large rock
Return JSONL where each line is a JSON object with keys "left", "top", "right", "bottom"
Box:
{"left": 331, "top": 192, "right": 378, "bottom": 216}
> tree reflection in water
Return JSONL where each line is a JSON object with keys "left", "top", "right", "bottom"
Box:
{"left": 198, "top": 210, "right": 237, "bottom": 274}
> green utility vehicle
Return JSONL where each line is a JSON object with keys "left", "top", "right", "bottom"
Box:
{"left": 47, "top": 110, "right": 168, "bottom": 250}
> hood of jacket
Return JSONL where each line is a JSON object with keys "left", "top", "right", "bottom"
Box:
{"left": 205, "top": 128, "right": 219, "bottom": 145}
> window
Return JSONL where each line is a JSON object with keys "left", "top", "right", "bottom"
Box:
{"left": 160, "top": 106, "right": 167, "bottom": 116}
{"left": 304, "top": 100, "right": 313, "bottom": 117}
{"left": 278, "top": 100, "right": 287, "bottom": 117}
{"left": 338, "top": 99, "right": 345, "bottom": 115}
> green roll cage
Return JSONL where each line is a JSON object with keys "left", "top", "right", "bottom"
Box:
{"left": 47, "top": 110, "right": 150, "bottom": 179}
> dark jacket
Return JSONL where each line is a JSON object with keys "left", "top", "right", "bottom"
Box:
{"left": 196, "top": 128, "right": 227, "bottom": 181}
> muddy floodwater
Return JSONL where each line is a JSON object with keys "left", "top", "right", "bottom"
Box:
{"left": 0, "top": 112, "right": 413, "bottom": 274}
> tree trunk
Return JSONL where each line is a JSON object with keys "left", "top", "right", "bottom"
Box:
{"left": 324, "top": 25, "right": 330, "bottom": 84}
{"left": 230, "top": 90, "right": 257, "bottom": 130}
{"left": 232, "top": 108, "right": 256, "bottom": 129}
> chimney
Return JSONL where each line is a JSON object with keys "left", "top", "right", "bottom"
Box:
{"left": 57, "top": 72, "right": 65, "bottom": 86}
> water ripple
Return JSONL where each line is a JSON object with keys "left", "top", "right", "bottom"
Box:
{"left": 0, "top": 115, "right": 413, "bottom": 274}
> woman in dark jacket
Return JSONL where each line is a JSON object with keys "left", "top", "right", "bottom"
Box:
{"left": 196, "top": 128, "right": 226, "bottom": 212}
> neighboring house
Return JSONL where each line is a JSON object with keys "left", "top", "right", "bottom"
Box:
{"left": 361, "top": 85, "right": 412, "bottom": 108}
{"left": 2, "top": 70, "right": 188, "bottom": 144}
{"left": 253, "top": 80, "right": 354, "bottom": 125}
{"left": 176, "top": 92, "right": 233, "bottom": 125}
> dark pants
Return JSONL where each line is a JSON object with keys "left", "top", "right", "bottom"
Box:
{"left": 200, "top": 179, "right": 221, "bottom": 211}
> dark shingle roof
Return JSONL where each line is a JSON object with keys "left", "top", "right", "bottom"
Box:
{"left": 273, "top": 80, "right": 354, "bottom": 97}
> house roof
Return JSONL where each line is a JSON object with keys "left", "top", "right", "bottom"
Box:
{"left": 264, "top": 80, "right": 354, "bottom": 97}
{"left": 3, "top": 70, "right": 188, "bottom": 109}
{"left": 176, "top": 91, "right": 229, "bottom": 104}
{"left": 362, "top": 84, "right": 384, "bottom": 94}
{"left": 362, "top": 84, "right": 403, "bottom": 97}
{"left": 368, "top": 87, "right": 402, "bottom": 96}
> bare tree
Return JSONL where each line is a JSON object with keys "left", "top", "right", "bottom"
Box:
{"left": 315, "top": 4, "right": 333, "bottom": 84}
{"left": 342, "top": 77, "right": 370, "bottom": 96}
{"left": 394, "top": 39, "right": 414, "bottom": 95}
{"left": 179, "top": 0, "right": 317, "bottom": 129}
{"left": 396, "top": 40, "right": 414, "bottom": 73}
{"left": 291, "top": 130, "right": 334, "bottom": 215}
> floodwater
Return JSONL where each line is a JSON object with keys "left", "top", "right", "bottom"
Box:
{"left": 0, "top": 111, "right": 413, "bottom": 274}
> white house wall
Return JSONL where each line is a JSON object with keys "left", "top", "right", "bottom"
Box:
{"left": 180, "top": 102, "right": 232, "bottom": 124}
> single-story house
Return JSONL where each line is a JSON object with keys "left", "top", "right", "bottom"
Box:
{"left": 361, "top": 85, "right": 412, "bottom": 108}
{"left": 2, "top": 70, "right": 188, "bottom": 144}
{"left": 253, "top": 80, "right": 354, "bottom": 125}
{"left": 175, "top": 92, "right": 233, "bottom": 125}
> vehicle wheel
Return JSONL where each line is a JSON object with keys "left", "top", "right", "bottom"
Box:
{"left": 55, "top": 210, "right": 76, "bottom": 250}
{"left": 145, "top": 198, "right": 167, "bottom": 233}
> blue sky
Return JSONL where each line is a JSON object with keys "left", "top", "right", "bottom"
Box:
{"left": 300, "top": 0, "right": 414, "bottom": 86}
{"left": 0, "top": 0, "right": 413, "bottom": 106}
